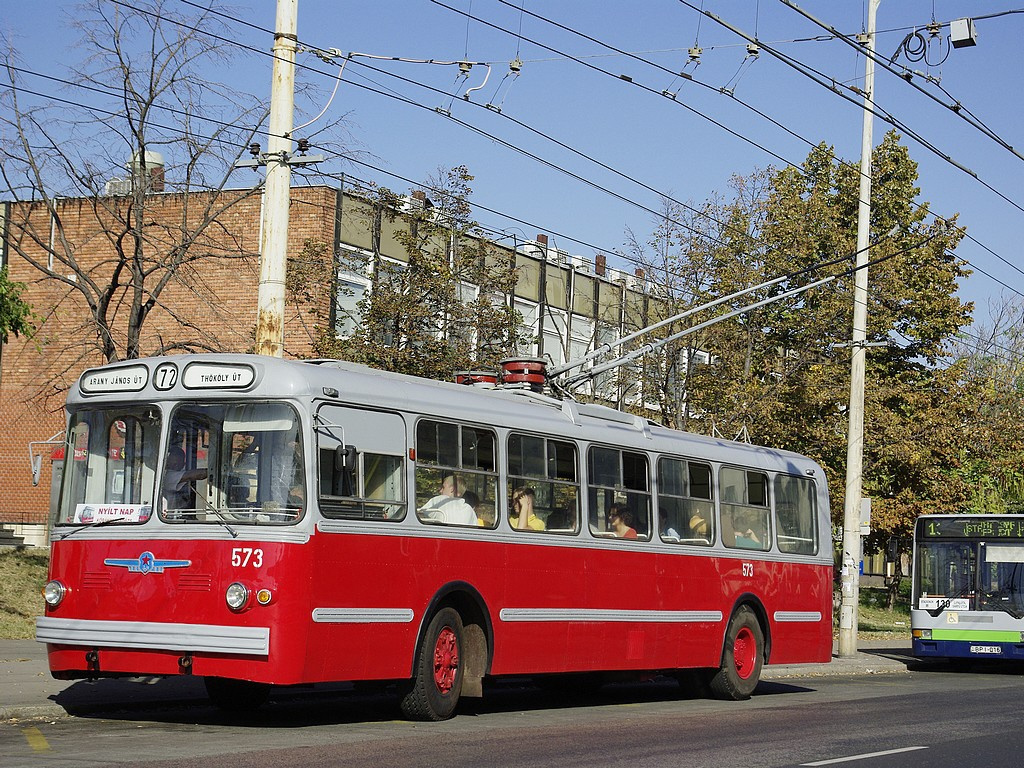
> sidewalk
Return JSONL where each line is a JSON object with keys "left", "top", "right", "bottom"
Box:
{"left": 761, "top": 638, "right": 914, "bottom": 680}
{"left": 1, "top": 637, "right": 916, "bottom": 722}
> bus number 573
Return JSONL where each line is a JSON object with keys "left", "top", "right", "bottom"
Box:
{"left": 231, "top": 548, "right": 263, "bottom": 568}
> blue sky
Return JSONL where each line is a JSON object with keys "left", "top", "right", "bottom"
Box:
{"left": 4, "top": 2, "right": 1023, "bottom": 327}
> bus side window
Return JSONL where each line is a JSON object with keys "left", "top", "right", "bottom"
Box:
{"left": 415, "top": 419, "right": 498, "bottom": 528}
{"left": 720, "top": 466, "right": 770, "bottom": 551}
{"left": 587, "top": 446, "right": 651, "bottom": 541}
{"left": 507, "top": 433, "right": 580, "bottom": 534}
{"left": 657, "top": 457, "right": 714, "bottom": 545}
{"left": 774, "top": 475, "right": 818, "bottom": 554}
{"left": 316, "top": 406, "right": 406, "bottom": 521}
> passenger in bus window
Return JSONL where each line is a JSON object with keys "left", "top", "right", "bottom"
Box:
{"left": 608, "top": 504, "right": 637, "bottom": 539}
{"left": 462, "top": 490, "right": 483, "bottom": 526}
{"left": 510, "top": 487, "right": 545, "bottom": 531}
{"left": 689, "top": 513, "right": 709, "bottom": 541}
{"left": 419, "top": 473, "right": 477, "bottom": 526}
{"left": 163, "top": 447, "right": 206, "bottom": 513}
{"left": 731, "top": 515, "right": 762, "bottom": 549}
{"left": 659, "top": 508, "right": 679, "bottom": 539}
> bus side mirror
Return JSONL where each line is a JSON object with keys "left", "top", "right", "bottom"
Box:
{"left": 334, "top": 445, "right": 358, "bottom": 496}
{"left": 335, "top": 445, "right": 358, "bottom": 471}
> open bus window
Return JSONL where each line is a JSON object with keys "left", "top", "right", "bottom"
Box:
{"left": 657, "top": 457, "right": 714, "bottom": 545}
{"left": 316, "top": 405, "right": 407, "bottom": 521}
{"left": 773, "top": 475, "right": 818, "bottom": 555}
{"left": 160, "top": 402, "right": 305, "bottom": 525}
{"left": 507, "top": 433, "right": 580, "bottom": 534}
{"left": 415, "top": 420, "right": 497, "bottom": 528}
{"left": 57, "top": 408, "right": 160, "bottom": 525}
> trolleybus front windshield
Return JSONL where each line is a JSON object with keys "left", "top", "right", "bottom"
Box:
{"left": 58, "top": 406, "right": 161, "bottom": 525}
{"left": 161, "top": 402, "right": 305, "bottom": 525}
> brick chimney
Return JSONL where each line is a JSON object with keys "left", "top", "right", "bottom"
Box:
{"left": 595, "top": 253, "right": 607, "bottom": 276}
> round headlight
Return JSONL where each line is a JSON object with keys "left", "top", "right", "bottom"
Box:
{"left": 225, "top": 582, "right": 250, "bottom": 611}
{"left": 43, "top": 580, "right": 67, "bottom": 608}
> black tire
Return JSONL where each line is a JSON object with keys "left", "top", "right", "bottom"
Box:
{"left": 400, "top": 607, "right": 465, "bottom": 721}
{"left": 709, "top": 606, "right": 764, "bottom": 700}
{"left": 204, "top": 677, "right": 271, "bottom": 712}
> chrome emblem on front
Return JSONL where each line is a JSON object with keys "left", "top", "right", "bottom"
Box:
{"left": 103, "top": 551, "right": 191, "bottom": 574}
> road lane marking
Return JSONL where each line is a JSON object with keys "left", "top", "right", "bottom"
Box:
{"left": 22, "top": 726, "right": 51, "bottom": 752}
{"left": 801, "top": 746, "right": 928, "bottom": 765}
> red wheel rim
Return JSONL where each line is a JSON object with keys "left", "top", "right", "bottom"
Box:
{"left": 433, "top": 626, "right": 459, "bottom": 694}
{"left": 733, "top": 626, "right": 757, "bottom": 680}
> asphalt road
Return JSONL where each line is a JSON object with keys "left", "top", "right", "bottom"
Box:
{"left": 16, "top": 638, "right": 1022, "bottom": 767}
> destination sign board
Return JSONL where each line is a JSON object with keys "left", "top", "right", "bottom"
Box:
{"left": 918, "top": 517, "right": 1024, "bottom": 539}
{"left": 182, "top": 362, "right": 255, "bottom": 389}
{"left": 80, "top": 365, "right": 149, "bottom": 394}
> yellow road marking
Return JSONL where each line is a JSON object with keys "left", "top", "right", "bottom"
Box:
{"left": 22, "top": 726, "right": 51, "bottom": 752}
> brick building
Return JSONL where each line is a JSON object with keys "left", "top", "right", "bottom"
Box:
{"left": 1, "top": 184, "right": 663, "bottom": 546}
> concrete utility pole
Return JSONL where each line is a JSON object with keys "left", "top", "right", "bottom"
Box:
{"left": 839, "top": 0, "right": 879, "bottom": 658}
{"left": 255, "top": 0, "right": 298, "bottom": 358}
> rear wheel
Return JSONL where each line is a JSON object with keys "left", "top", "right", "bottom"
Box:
{"left": 204, "top": 677, "right": 271, "bottom": 711}
{"left": 400, "top": 607, "right": 465, "bottom": 721}
{"left": 709, "top": 606, "right": 764, "bottom": 700}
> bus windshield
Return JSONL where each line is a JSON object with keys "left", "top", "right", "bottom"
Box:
{"left": 58, "top": 406, "right": 162, "bottom": 525}
{"left": 161, "top": 401, "right": 305, "bottom": 525}
{"left": 915, "top": 539, "right": 1024, "bottom": 616}
{"left": 915, "top": 540, "right": 976, "bottom": 611}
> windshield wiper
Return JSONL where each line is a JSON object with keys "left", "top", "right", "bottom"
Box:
{"left": 57, "top": 517, "right": 130, "bottom": 540}
{"left": 196, "top": 496, "right": 239, "bottom": 538}
{"left": 926, "top": 582, "right": 975, "bottom": 617}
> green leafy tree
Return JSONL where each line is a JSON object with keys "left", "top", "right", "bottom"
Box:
{"left": 630, "top": 133, "right": 972, "bottom": 563}
{"left": 0, "top": 266, "right": 34, "bottom": 343}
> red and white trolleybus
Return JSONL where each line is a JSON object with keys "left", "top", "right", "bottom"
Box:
{"left": 37, "top": 354, "right": 832, "bottom": 720}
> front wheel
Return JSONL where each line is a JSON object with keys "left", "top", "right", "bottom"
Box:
{"left": 709, "top": 606, "right": 764, "bottom": 700}
{"left": 400, "top": 607, "right": 465, "bottom": 721}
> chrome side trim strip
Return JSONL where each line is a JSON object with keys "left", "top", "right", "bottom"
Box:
{"left": 499, "top": 608, "right": 723, "bottom": 623}
{"left": 773, "top": 611, "right": 823, "bottom": 623}
{"left": 311, "top": 608, "right": 415, "bottom": 623}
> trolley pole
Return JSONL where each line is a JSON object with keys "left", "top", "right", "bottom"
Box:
{"left": 255, "top": 0, "right": 298, "bottom": 358}
{"left": 838, "top": 0, "right": 879, "bottom": 658}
